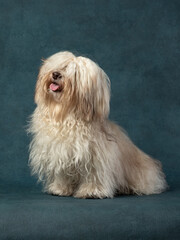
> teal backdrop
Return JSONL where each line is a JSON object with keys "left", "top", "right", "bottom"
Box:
{"left": 0, "top": 0, "right": 180, "bottom": 239}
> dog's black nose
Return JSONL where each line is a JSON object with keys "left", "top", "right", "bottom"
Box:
{"left": 52, "top": 72, "right": 61, "bottom": 80}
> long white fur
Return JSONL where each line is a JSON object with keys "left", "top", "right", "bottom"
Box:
{"left": 28, "top": 51, "right": 167, "bottom": 198}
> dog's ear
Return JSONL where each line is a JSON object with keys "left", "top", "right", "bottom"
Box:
{"left": 93, "top": 69, "right": 110, "bottom": 121}
{"left": 34, "top": 67, "right": 42, "bottom": 104}
{"left": 34, "top": 58, "right": 47, "bottom": 104}
{"left": 34, "top": 64, "right": 48, "bottom": 105}
{"left": 75, "top": 60, "right": 110, "bottom": 122}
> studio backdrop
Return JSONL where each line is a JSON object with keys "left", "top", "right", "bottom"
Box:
{"left": 0, "top": 0, "right": 179, "bottom": 239}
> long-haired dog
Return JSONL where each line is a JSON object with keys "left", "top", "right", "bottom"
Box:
{"left": 28, "top": 51, "right": 167, "bottom": 198}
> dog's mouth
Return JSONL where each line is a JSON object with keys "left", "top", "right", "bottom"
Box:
{"left": 49, "top": 82, "right": 62, "bottom": 92}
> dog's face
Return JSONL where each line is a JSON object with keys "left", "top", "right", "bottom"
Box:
{"left": 35, "top": 51, "right": 110, "bottom": 122}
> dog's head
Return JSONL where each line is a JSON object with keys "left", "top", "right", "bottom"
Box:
{"left": 35, "top": 51, "right": 110, "bottom": 122}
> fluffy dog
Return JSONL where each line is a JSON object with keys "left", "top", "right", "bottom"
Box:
{"left": 28, "top": 51, "right": 167, "bottom": 198}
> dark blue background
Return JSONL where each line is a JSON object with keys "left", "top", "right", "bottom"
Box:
{"left": 0, "top": 1, "right": 179, "bottom": 239}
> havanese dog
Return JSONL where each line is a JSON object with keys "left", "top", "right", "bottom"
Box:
{"left": 28, "top": 51, "right": 167, "bottom": 198}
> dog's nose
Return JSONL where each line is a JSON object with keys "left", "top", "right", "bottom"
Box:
{"left": 52, "top": 72, "right": 61, "bottom": 80}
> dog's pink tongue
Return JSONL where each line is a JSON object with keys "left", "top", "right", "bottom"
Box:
{"left": 50, "top": 83, "right": 60, "bottom": 91}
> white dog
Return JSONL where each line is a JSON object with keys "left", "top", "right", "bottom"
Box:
{"left": 28, "top": 51, "right": 167, "bottom": 198}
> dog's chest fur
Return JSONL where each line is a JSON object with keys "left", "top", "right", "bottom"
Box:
{"left": 29, "top": 108, "right": 96, "bottom": 178}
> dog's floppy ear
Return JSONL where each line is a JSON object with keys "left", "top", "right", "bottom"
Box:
{"left": 34, "top": 57, "right": 49, "bottom": 104}
{"left": 75, "top": 60, "right": 110, "bottom": 122}
{"left": 93, "top": 69, "right": 110, "bottom": 120}
{"left": 34, "top": 62, "right": 48, "bottom": 105}
{"left": 34, "top": 66, "right": 43, "bottom": 104}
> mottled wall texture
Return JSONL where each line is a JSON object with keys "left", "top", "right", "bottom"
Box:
{"left": 0, "top": 0, "right": 179, "bottom": 190}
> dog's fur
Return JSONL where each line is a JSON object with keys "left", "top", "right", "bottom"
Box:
{"left": 28, "top": 51, "right": 167, "bottom": 198}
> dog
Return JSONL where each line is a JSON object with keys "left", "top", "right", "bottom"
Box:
{"left": 28, "top": 51, "right": 167, "bottom": 198}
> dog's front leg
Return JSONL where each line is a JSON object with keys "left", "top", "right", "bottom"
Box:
{"left": 73, "top": 172, "right": 115, "bottom": 199}
{"left": 47, "top": 175, "right": 74, "bottom": 197}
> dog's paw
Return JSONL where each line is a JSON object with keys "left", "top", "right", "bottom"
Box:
{"left": 74, "top": 183, "right": 111, "bottom": 199}
{"left": 48, "top": 183, "right": 73, "bottom": 196}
